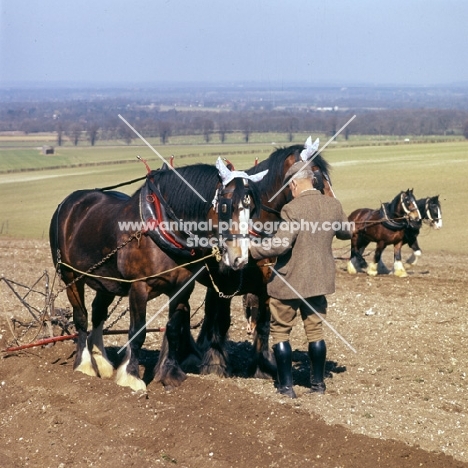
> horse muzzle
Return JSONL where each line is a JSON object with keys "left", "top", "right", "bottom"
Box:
{"left": 222, "top": 236, "right": 249, "bottom": 270}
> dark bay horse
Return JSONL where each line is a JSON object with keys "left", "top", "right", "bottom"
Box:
{"left": 347, "top": 189, "right": 421, "bottom": 277}
{"left": 242, "top": 138, "right": 336, "bottom": 336}
{"left": 49, "top": 161, "right": 265, "bottom": 391}
{"left": 402, "top": 195, "right": 442, "bottom": 267}
{"left": 194, "top": 138, "right": 334, "bottom": 379}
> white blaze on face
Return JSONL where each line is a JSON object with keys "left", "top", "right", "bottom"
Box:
{"left": 238, "top": 198, "right": 251, "bottom": 265}
{"left": 435, "top": 208, "right": 442, "bottom": 229}
{"left": 222, "top": 198, "right": 250, "bottom": 270}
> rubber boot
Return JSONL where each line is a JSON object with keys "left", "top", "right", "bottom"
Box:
{"left": 272, "top": 341, "right": 296, "bottom": 399}
{"left": 308, "top": 340, "right": 327, "bottom": 394}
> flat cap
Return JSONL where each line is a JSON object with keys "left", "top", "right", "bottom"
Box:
{"left": 283, "top": 161, "right": 314, "bottom": 184}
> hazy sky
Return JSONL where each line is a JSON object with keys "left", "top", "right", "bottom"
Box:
{"left": 1, "top": 0, "right": 467, "bottom": 86}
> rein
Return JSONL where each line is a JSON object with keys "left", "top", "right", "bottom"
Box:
{"left": 97, "top": 175, "right": 147, "bottom": 192}
{"left": 354, "top": 193, "right": 420, "bottom": 231}
{"left": 57, "top": 243, "right": 222, "bottom": 284}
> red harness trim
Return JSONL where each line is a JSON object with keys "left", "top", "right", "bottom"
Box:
{"left": 148, "top": 191, "right": 185, "bottom": 250}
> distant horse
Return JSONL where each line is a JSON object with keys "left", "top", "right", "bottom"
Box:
{"left": 402, "top": 195, "right": 442, "bottom": 267}
{"left": 50, "top": 160, "right": 265, "bottom": 391}
{"left": 195, "top": 137, "right": 334, "bottom": 379}
{"left": 347, "top": 189, "right": 421, "bottom": 277}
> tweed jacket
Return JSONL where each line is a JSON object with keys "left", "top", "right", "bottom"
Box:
{"left": 250, "top": 190, "right": 351, "bottom": 300}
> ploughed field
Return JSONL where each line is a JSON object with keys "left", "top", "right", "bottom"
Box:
{"left": 0, "top": 239, "right": 466, "bottom": 467}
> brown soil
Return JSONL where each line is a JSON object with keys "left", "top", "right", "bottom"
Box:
{"left": 1, "top": 239, "right": 467, "bottom": 468}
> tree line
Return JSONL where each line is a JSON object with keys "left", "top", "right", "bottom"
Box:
{"left": 2, "top": 98, "right": 468, "bottom": 145}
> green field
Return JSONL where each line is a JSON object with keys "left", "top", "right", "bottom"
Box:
{"left": 0, "top": 138, "right": 467, "bottom": 255}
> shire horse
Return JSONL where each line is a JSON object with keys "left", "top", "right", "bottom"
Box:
{"left": 195, "top": 137, "right": 334, "bottom": 379}
{"left": 347, "top": 189, "right": 421, "bottom": 278}
{"left": 402, "top": 195, "right": 442, "bottom": 268}
{"left": 49, "top": 159, "right": 266, "bottom": 391}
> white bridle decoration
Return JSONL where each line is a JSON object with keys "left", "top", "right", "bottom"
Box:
{"left": 216, "top": 157, "right": 268, "bottom": 187}
{"left": 300, "top": 135, "right": 320, "bottom": 161}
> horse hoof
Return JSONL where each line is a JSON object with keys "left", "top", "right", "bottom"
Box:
{"left": 347, "top": 261, "right": 357, "bottom": 275}
{"left": 91, "top": 345, "right": 114, "bottom": 379}
{"left": 393, "top": 261, "right": 408, "bottom": 277}
{"left": 406, "top": 250, "right": 421, "bottom": 268}
{"left": 199, "top": 364, "right": 229, "bottom": 378}
{"left": 115, "top": 368, "right": 147, "bottom": 392}
{"left": 393, "top": 269, "right": 408, "bottom": 278}
{"left": 366, "top": 263, "right": 378, "bottom": 276}
{"left": 74, "top": 347, "right": 97, "bottom": 377}
{"left": 74, "top": 362, "right": 97, "bottom": 377}
{"left": 154, "top": 361, "right": 187, "bottom": 389}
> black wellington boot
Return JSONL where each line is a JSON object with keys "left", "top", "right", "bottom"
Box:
{"left": 272, "top": 341, "right": 297, "bottom": 399}
{"left": 308, "top": 340, "right": 327, "bottom": 394}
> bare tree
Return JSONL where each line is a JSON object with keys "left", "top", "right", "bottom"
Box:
{"left": 87, "top": 122, "right": 100, "bottom": 146}
{"left": 159, "top": 121, "right": 172, "bottom": 144}
{"left": 463, "top": 120, "right": 468, "bottom": 140}
{"left": 240, "top": 118, "right": 252, "bottom": 143}
{"left": 286, "top": 117, "right": 299, "bottom": 142}
{"left": 56, "top": 123, "right": 64, "bottom": 146}
{"left": 117, "top": 123, "right": 134, "bottom": 145}
{"left": 67, "top": 123, "right": 83, "bottom": 146}
{"left": 218, "top": 122, "right": 228, "bottom": 143}
{"left": 202, "top": 119, "right": 214, "bottom": 143}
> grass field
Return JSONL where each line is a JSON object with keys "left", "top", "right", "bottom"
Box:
{"left": 0, "top": 138, "right": 467, "bottom": 255}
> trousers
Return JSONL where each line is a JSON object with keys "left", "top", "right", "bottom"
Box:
{"left": 269, "top": 295, "right": 327, "bottom": 345}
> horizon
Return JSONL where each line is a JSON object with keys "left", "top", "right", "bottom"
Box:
{"left": 2, "top": 80, "right": 468, "bottom": 90}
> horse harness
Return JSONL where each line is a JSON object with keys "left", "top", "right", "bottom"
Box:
{"left": 141, "top": 173, "right": 255, "bottom": 258}
{"left": 381, "top": 192, "right": 421, "bottom": 230}
{"left": 423, "top": 197, "right": 441, "bottom": 226}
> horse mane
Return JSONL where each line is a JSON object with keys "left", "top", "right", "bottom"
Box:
{"left": 144, "top": 164, "right": 220, "bottom": 219}
{"left": 386, "top": 191, "right": 404, "bottom": 215}
{"left": 246, "top": 144, "right": 331, "bottom": 191}
{"left": 140, "top": 163, "right": 262, "bottom": 220}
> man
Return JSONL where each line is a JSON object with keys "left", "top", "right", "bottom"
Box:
{"left": 250, "top": 161, "right": 351, "bottom": 398}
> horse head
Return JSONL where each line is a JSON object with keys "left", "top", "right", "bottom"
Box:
{"left": 215, "top": 157, "right": 268, "bottom": 270}
{"left": 399, "top": 189, "right": 421, "bottom": 225}
{"left": 425, "top": 195, "right": 442, "bottom": 229}
{"left": 246, "top": 136, "right": 332, "bottom": 221}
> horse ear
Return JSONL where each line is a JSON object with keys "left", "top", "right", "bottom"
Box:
{"left": 161, "top": 162, "right": 169, "bottom": 170}
{"left": 216, "top": 157, "right": 232, "bottom": 185}
{"left": 223, "top": 158, "right": 235, "bottom": 171}
{"left": 300, "top": 136, "right": 319, "bottom": 161}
